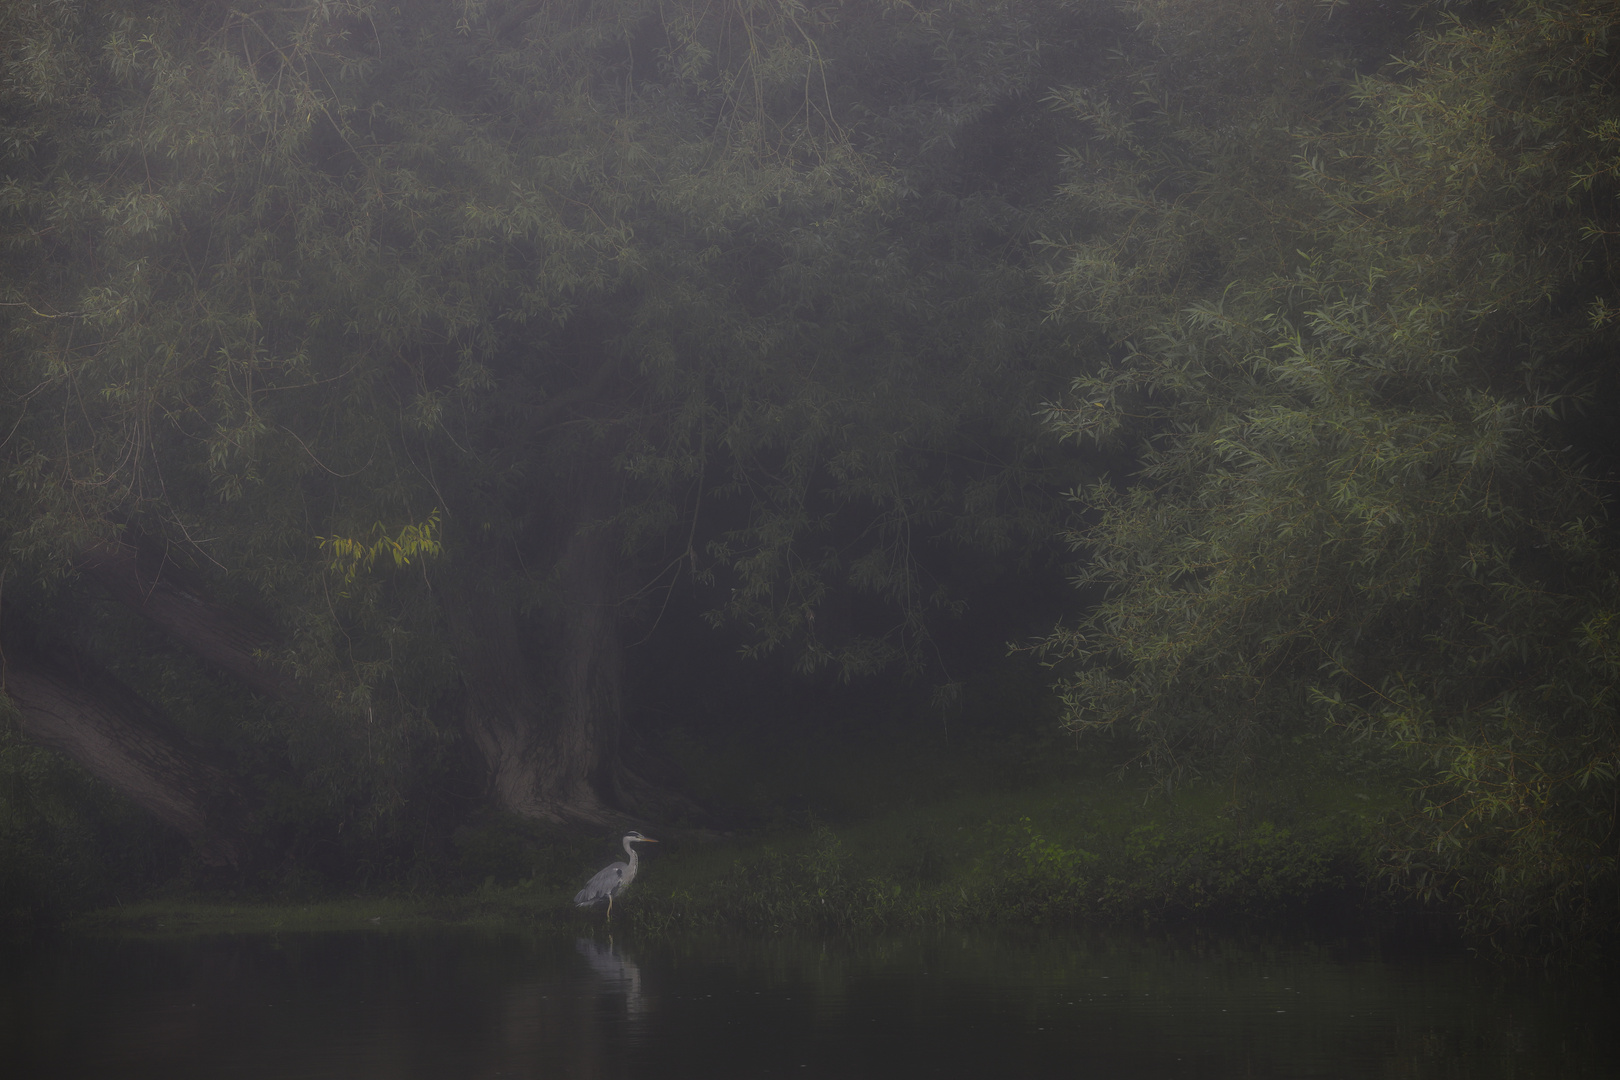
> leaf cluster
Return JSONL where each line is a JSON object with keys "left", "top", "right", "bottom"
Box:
{"left": 1035, "top": 0, "right": 1620, "bottom": 954}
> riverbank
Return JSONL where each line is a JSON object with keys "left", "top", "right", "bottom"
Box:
{"left": 631, "top": 768, "right": 1404, "bottom": 934}
{"left": 65, "top": 751, "right": 1413, "bottom": 940}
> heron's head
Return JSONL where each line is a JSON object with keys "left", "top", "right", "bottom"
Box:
{"left": 624, "top": 831, "right": 658, "bottom": 844}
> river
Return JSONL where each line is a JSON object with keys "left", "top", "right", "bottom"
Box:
{"left": 1, "top": 924, "right": 1612, "bottom": 1078}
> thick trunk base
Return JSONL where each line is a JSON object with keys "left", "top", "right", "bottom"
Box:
{"left": 443, "top": 486, "right": 657, "bottom": 828}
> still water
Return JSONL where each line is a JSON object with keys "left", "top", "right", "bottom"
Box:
{"left": 1, "top": 925, "right": 1612, "bottom": 1079}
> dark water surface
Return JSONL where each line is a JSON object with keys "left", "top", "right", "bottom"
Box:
{"left": 1, "top": 924, "right": 1612, "bottom": 1079}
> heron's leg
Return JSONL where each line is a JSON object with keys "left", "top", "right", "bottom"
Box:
{"left": 606, "top": 893, "right": 614, "bottom": 923}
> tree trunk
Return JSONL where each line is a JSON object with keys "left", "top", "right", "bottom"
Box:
{"left": 442, "top": 509, "right": 638, "bottom": 827}
{"left": 1, "top": 642, "right": 250, "bottom": 866}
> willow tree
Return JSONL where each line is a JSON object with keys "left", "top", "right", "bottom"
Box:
{"left": 0, "top": 0, "right": 1088, "bottom": 862}
{"left": 1039, "top": 0, "right": 1620, "bottom": 952}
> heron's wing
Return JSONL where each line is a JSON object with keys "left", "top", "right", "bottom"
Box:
{"left": 573, "top": 862, "right": 627, "bottom": 905}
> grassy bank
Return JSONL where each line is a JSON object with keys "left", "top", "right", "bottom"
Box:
{"left": 626, "top": 765, "right": 1403, "bottom": 934}
{"left": 69, "top": 739, "right": 1411, "bottom": 938}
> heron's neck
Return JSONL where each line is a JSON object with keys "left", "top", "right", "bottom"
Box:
{"left": 622, "top": 837, "right": 639, "bottom": 866}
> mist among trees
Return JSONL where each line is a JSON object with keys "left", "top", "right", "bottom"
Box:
{"left": 2, "top": 0, "right": 1616, "bottom": 957}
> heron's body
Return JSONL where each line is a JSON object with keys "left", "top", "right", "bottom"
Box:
{"left": 574, "top": 831, "right": 657, "bottom": 921}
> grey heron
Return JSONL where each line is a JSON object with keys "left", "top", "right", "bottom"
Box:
{"left": 573, "top": 831, "right": 658, "bottom": 922}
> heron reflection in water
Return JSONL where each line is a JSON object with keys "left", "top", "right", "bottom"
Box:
{"left": 575, "top": 937, "right": 646, "bottom": 1019}
{"left": 574, "top": 831, "right": 657, "bottom": 922}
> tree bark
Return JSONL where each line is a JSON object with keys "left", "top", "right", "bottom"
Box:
{"left": 442, "top": 511, "right": 637, "bottom": 827}
{"left": 1, "top": 642, "right": 250, "bottom": 866}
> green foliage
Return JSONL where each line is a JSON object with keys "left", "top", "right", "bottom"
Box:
{"left": 0, "top": 724, "right": 185, "bottom": 917}
{"left": 625, "top": 783, "right": 1377, "bottom": 934}
{"left": 319, "top": 509, "right": 442, "bottom": 584}
{"left": 445, "top": 812, "right": 596, "bottom": 893}
{"left": 0, "top": 0, "right": 1088, "bottom": 730}
{"left": 615, "top": 715, "right": 1392, "bottom": 935}
{"left": 5, "top": 0, "right": 1613, "bottom": 963}
{"left": 1036, "top": 0, "right": 1620, "bottom": 955}
{"left": 0, "top": 0, "right": 1089, "bottom": 872}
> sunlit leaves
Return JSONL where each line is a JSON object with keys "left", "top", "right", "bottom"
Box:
{"left": 319, "top": 509, "right": 443, "bottom": 583}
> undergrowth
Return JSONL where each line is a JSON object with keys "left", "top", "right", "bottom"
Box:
{"left": 619, "top": 768, "right": 1397, "bottom": 934}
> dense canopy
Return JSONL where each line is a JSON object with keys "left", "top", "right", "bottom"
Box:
{"left": 2, "top": 0, "right": 1616, "bottom": 955}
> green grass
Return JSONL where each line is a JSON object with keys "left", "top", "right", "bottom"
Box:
{"left": 69, "top": 745, "right": 1407, "bottom": 938}
{"left": 621, "top": 755, "right": 1405, "bottom": 934}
